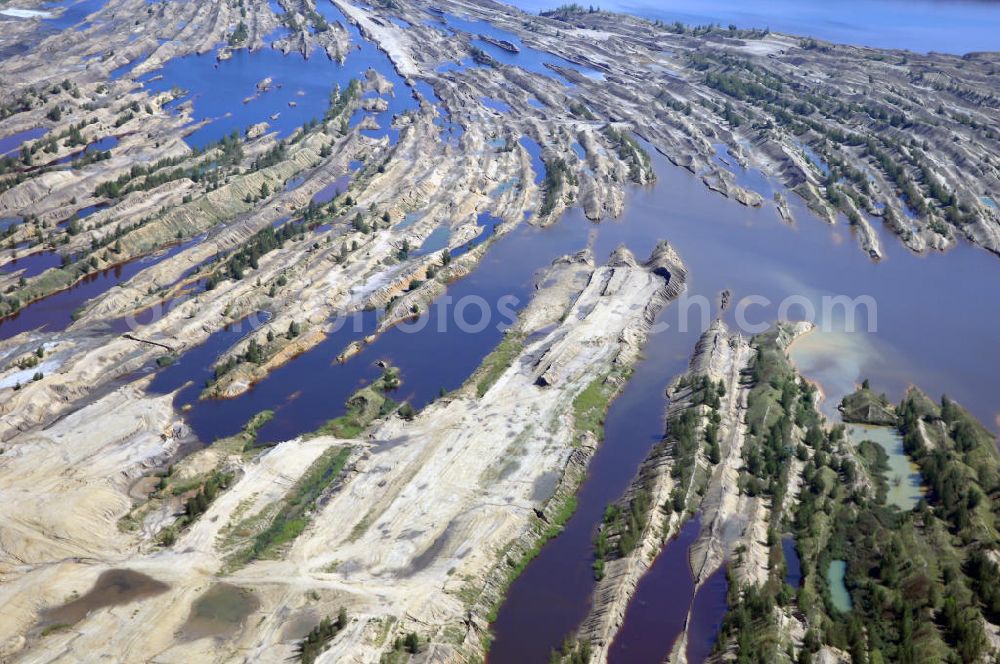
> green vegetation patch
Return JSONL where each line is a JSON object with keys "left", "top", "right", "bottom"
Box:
{"left": 718, "top": 331, "right": 1000, "bottom": 663}
{"left": 539, "top": 157, "right": 577, "bottom": 217}
{"left": 839, "top": 380, "right": 898, "bottom": 425}
{"left": 473, "top": 332, "right": 525, "bottom": 398}
{"left": 306, "top": 367, "right": 403, "bottom": 439}
{"left": 225, "top": 446, "right": 352, "bottom": 569}
{"left": 298, "top": 609, "right": 349, "bottom": 664}
{"left": 604, "top": 126, "right": 652, "bottom": 183}
{"left": 572, "top": 371, "right": 627, "bottom": 443}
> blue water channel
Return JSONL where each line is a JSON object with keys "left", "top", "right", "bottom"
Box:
{"left": 0, "top": 127, "right": 47, "bottom": 157}
{"left": 41, "top": 0, "right": 106, "bottom": 31}
{"left": 504, "top": 0, "right": 1000, "bottom": 54}
{"left": 148, "top": 208, "right": 600, "bottom": 445}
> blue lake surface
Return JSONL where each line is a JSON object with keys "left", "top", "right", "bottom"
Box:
{"left": 140, "top": 1, "right": 416, "bottom": 149}
{"left": 416, "top": 224, "right": 450, "bottom": 255}
{"left": 42, "top": 0, "right": 106, "bottom": 31}
{"left": 713, "top": 143, "right": 774, "bottom": 199}
{"left": 480, "top": 96, "right": 511, "bottom": 113}
{"left": 502, "top": 0, "right": 1000, "bottom": 54}
{"left": 0, "top": 217, "right": 22, "bottom": 234}
{"left": 415, "top": 211, "right": 503, "bottom": 258}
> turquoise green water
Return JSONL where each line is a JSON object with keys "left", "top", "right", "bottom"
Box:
{"left": 826, "top": 560, "right": 852, "bottom": 612}
{"left": 847, "top": 424, "right": 924, "bottom": 510}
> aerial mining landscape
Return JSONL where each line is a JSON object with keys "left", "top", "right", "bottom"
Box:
{"left": 0, "top": 0, "right": 998, "bottom": 661}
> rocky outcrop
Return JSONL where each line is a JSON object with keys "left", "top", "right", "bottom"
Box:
{"left": 534, "top": 242, "right": 686, "bottom": 388}
{"left": 839, "top": 386, "right": 898, "bottom": 426}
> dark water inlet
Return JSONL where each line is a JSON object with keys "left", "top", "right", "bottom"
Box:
{"left": 606, "top": 517, "right": 701, "bottom": 663}
{"left": 0, "top": 248, "right": 63, "bottom": 279}
{"left": 686, "top": 566, "right": 729, "bottom": 663}
{"left": 145, "top": 311, "right": 269, "bottom": 394}
{"left": 41, "top": 0, "right": 107, "bottom": 31}
{"left": 783, "top": 536, "right": 802, "bottom": 588}
{"left": 518, "top": 136, "right": 545, "bottom": 185}
{"left": 0, "top": 236, "right": 202, "bottom": 341}
{"left": 152, "top": 210, "right": 602, "bottom": 445}
{"left": 0, "top": 127, "right": 47, "bottom": 157}
{"left": 310, "top": 160, "right": 362, "bottom": 204}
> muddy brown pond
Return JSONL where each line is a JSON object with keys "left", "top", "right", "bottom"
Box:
{"left": 180, "top": 583, "right": 261, "bottom": 641}
{"left": 37, "top": 569, "right": 169, "bottom": 630}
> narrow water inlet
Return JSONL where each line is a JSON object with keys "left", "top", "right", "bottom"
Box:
{"left": 0, "top": 235, "right": 203, "bottom": 341}
{"left": 606, "top": 517, "right": 701, "bottom": 663}
{"left": 153, "top": 210, "right": 601, "bottom": 445}
{"left": 686, "top": 566, "right": 729, "bottom": 663}
{"left": 783, "top": 536, "right": 802, "bottom": 588}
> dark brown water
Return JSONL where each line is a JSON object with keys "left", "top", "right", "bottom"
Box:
{"left": 181, "top": 583, "right": 260, "bottom": 641}
{"left": 38, "top": 569, "right": 169, "bottom": 628}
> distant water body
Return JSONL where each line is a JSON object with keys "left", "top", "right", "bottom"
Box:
{"left": 503, "top": 0, "right": 1000, "bottom": 54}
